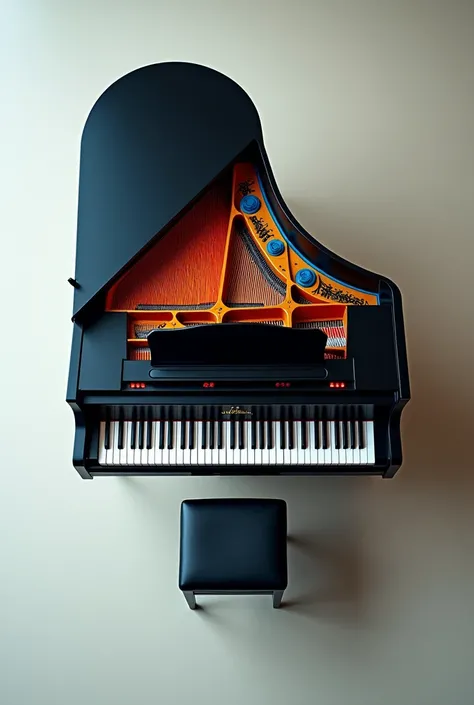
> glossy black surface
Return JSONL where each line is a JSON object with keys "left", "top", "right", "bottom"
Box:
{"left": 67, "top": 61, "right": 410, "bottom": 479}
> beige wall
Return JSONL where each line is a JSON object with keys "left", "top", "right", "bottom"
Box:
{"left": 1, "top": 1, "right": 474, "bottom": 703}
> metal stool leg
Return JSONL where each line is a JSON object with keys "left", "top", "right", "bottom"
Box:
{"left": 183, "top": 591, "right": 197, "bottom": 610}
{"left": 272, "top": 590, "right": 284, "bottom": 608}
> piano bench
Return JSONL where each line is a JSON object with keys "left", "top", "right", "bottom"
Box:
{"left": 179, "top": 498, "right": 288, "bottom": 609}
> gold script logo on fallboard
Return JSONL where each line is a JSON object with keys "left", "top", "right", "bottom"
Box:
{"left": 221, "top": 406, "right": 252, "bottom": 415}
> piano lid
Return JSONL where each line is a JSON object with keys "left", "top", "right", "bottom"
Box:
{"left": 72, "top": 62, "right": 262, "bottom": 318}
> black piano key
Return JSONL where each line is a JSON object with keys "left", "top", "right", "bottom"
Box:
{"left": 117, "top": 409, "right": 124, "bottom": 450}
{"left": 301, "top": 406, "right": 307, "bottom": 449}
{"left": 104, "top": 408, "right": 111, "bottom": 450}
{"left": 266, "top": 407, "right": 273, "bottom": 449}
{"left": 138, "top": 408, "right": 145, "bottom": 450}
{"left": 349, "top": 406, "right": 356, "bottom": 450}
{"left": 334, "top": 408, "right": 341, "bottom": 450}
{"left": 259, "top": 407, "right": 265, "bottom": 450}
{"left": 238, "top": 416, "right": 245, "bottom": 450}
{"left": 130, "top": 407, "right": 137, "bottom": 449}
{"left": 341, "top": 407, "right": 348, "bottom": 449}
{"left": 288, "top": 406, "right": 294, "bottom": 450}
{"left": 321, "top": 407, "right": 329, "bottom": 450}
{"left": 201, "top": 407, "right": 207, "bottom": 449}
{"left": 217, "top": 407, "right": 223, "bottom": 450}
{"left": 146, "top": 407, "right": 153, "bottom": 450}
{"left": 230, "top": 417, "right": 236, "bottom": 450}
{"left": 314, "top": 407, "right": 320, "bottom": 449}
{"left": 358, "top": 406, "right": 365, "bottom": 449}
{"left": 180, "top": 407, "right": 186, "bottom": 450}
{"left": 167, "top": 407, "right": 174, "bottom": 449}
{"left": 209, "top": 407, "right": 215, "bottom": 450}
{"left": 280, "top": 406, "right": 286, "bottom": 449}
{"left": 251, "top": 406, "right": 257, "bottom": 449}
{"left": 188, "top": 407, "right": 195, "bottom": 450}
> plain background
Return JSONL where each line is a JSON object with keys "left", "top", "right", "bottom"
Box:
{"left": 1, "top": 1, "right": 474, "bottom": 704}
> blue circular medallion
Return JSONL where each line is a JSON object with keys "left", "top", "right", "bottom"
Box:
{"left": 240, "top": 195, "right": 261, "bottom": 214}
{"left": 266, "top": 239, "right": 285, "bottom": 256}
{"left": 295, "top": 268, "right": 316, "bottom": 287}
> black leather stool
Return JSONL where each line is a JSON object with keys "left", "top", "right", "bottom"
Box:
{"left": 179, "top": 498, "right": 288, "bottom": 609}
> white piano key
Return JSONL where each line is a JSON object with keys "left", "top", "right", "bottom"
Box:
{"left": 290, "top": 421, "right": 299, "bottom": 465}
{"left": 322, "top": 422, "right": 332, "bottom": 465}
{"left": 218, "top": 422, "right": 226, "bottom": 465}
{"left": 246, "top": 423, "right": 255, "bottom": 466}
{"left": 254, "top": 423, "right": 262, "bottom": 465}
{"left": 268, "top": 422, "right": 277, "bottom": 466}
{"left": 233, "top": 421, "right": 242, "bottom": 465}
{"left": 204, "top": 420, "right": 213, "bottom": 466}
{"left": 190, "top": 422, "right": 198, "bottom": 465}
{"left": 175, "top": 421, "right": 184, "bottom": 465}
{"left": 169, "top": 421, "right": 178, "bottom": 465}
{"left": 133, "top": 421, "right": 142, "bottom": 465}
{"left": 303, "top": 421, "right": 311, "bottom": 465}
{"left": 141, "top": 421, "right": 149, "bottom": 465}
{"left": 211, "top": 422, "right": 220, "bottom": 466}
{"left": 147, "top": 421, "right": 155, "bottom": 465}
{"left": 240, "top": 422, "right": 249, "bottom": 465}
{"left": 352, "top": 422, "right": 361, "bottom": 465}
{"left": 291, "top": 421, "right": 301, "bottom": 465}
{"left": 161, "top": 422, "right": 170, "bottom": 465}
{"left": 183, "top": 421, "right": 191, "bottom": 466}
{"left": 98, "top": 422, "right": 107, "bottom": 466}
{"left": 345, "top": 421, "right": 354, "bottom": 465}
{"left": 261, "top": 422, "right": 270, "bottom": 466}
{"left": 153, "top": 423, "right": 162, "bottom": 465}
{"left": 225, "top": 422, "right": 235, "bottom": 465}
{"left": 307, "top": 421, "right": 315, "bottom": 465}
{"left": 197, "top": 422, "right": 205, "bottom": 466}
{"left": 109, "top": 422, "right": 118, "bottom": 466}
{"left": 283, "top": 422, "right": 291, "bottom": 465}
{"left": 126, "top": 421, "right": 134, "bottom": 465}
{"left": 328, "top": 422, "right": 337, "bottom": 465}
{"left": 120, "top": 422, "right": 129, "bottom": 466}
{"left": 315, "top": 421, "right": 323, "bottom": 464}
{"left": 338, "top": 421, "right": 346, "bottom": 465}
{"left": 274, "top": 422, "right": 282, "bottom": 465}
{"left": 359, "top": 422, "right": 368, "bottom": 464}
{"left": 366, "top": 421, "right": 375, "bottom": 464}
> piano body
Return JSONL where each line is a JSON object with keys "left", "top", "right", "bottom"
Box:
{"left": 67, "top": 62, "right": 410, "bottom": 479}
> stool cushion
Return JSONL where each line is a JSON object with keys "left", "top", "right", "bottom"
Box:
{"left": 179, "top": 498, "right": 287, "bottom": 591}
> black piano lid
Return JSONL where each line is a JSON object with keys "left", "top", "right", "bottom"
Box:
{"left": 73, "top": 62, "right": 262, "bottom": 318}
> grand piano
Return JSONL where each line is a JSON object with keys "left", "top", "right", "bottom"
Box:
{"left": 66, "top": 62, "right": 410, "bottom": 479}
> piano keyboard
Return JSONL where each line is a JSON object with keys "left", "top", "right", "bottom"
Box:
{"left": 98, "top": 418, "right": 375, "bottom": 466}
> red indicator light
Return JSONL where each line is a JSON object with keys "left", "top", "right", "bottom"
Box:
{"left": 140, "top": 383, "right": 146, "bottom": 389}
{"left": 203, "top": 382, "right": 209, "bottom": 388}
{"left": 130, "top": 383, "right": 136, "bottom": 389}
{"left": 340, "top": 382, "right": 345, "bottom": 389}
{"left": 275, "top": 382, "right": 280, "bottom": 388}
{"left": 329, "top": 382, "right": 335, "bottom": 388}
{"left": 209, "top": 382, "right": 215, "bottom": 388}
{"left": 286, "top": 382, "right": 291, "bottom": 388}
